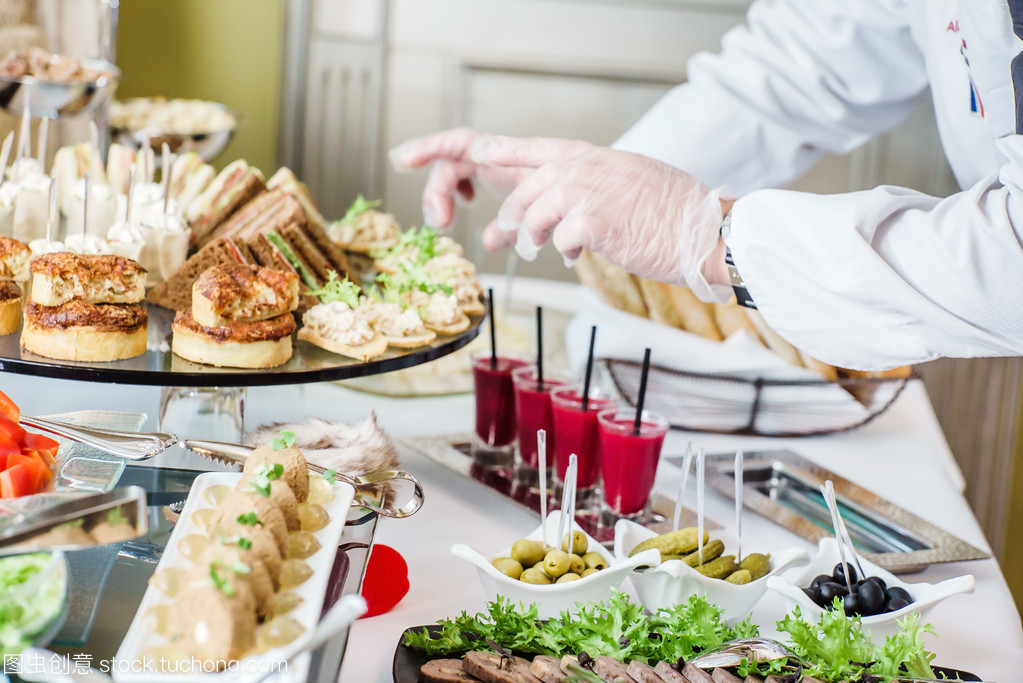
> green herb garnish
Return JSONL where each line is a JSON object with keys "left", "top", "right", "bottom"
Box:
{"left": 336, "top": 194, "right": 382, "bottom": 226}
{"left": 237, "top": 537, "right": 252, "bottom": 550}
{"left": 236, "top": 512, "right": 262, "bottom": 526}
{"left": 270, "top": 430, "right": 296, "bottom": 451}
{"left": 250, "top": 462, "right": 285, "bottom": 497}
{"left": 266, "top": 231, "right": 319, "bottom": 290}
{"left": 106, "top": 507, "right": 127, "bottom": 526}
{"left": 371, "top": 225, "right": 449, "bottom": 264}
{"left": 228, "top": 562, "right": 250, "bottom": 575}
{"left": 323, "top": 470, "right": 338, "bottom": 485}
{"left": 209, "top": 562, "right": 234, "bottom": 597}
{"left": 306, "top": 270, "right": 361, "bottom": 308}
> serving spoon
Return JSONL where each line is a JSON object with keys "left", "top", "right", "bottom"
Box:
{"left": 184, "top": 439, "right": 425, "bottom": 519}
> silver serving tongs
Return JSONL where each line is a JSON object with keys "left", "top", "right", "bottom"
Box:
{"left": 184, "top": 439, "right": 425, "bottom": 519}
{"left": 0, "top": 486, "right": 148, "bottom": 555}
{"left": 21, "top": 415, "right": 178, "bottom": 461}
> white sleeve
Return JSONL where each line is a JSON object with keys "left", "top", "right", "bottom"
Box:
{"left": 613, "top": 0, "right": 929, "bottom": 195}
{"left": 727, "top": 136, "right": 1023, "bottom": 370}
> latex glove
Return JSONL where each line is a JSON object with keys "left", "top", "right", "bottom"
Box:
{"left": 469, "top": 136, "right": 733, "bottom": 302}
{"left": 389, "top": 127, "right": 531, "bottom": 249}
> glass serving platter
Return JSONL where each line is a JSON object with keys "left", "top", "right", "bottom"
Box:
{"left": 0, "top": 305, "right": 483, "bottom": 387}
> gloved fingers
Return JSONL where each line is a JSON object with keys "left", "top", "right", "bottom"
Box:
{"left": 495, "top": 164, "right": 570, "bottom": 234}
{"left": 422, "top": 159, "right": 478, "bottom": 228}
{"left": 389, "top": 127, "right": 481, "bottom": 171}
{"left": 551, "top": 214, "right": 605, "bottom": 265}
{"left": 481, "top": 219, "right": 517, "bottom": 251}
{"left": 518, "top": 184, "right": 591, "bottom": 248}
{"left": 469, "top": 135, "right": 595, "bottom": 170}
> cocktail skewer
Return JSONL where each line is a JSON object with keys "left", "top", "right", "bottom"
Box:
{"left": 161, "top": 143, "right": 173, "bottom": 215}
{"left": 735, "top": 449, "right": 744, "bottom": 564}
{"left": 697, "top": 447, "right": 706, "bottom": 565}
{"left": 821, "top": 480, "right": 855, "bottom": 594}
{"left": 45, "top": 179, "right": 57, "bottom": 243}
{"left": 81, "top": 173, "right": 89, "bottom": 238}
{"left": 537, "top": 428, "right": 548, "bottom": 546}
{"left": 35, "top": 117, "right": 48, "bottom": 167}
{"left": 15, "top": 103, "right": 30, "bottom": 163}
{"left": 672, "top": 441, "right": 693, "bottom": 531}
{"left": 124, "top": 166, "right": 136, "bottom": 224}
{"left": 0, "top": 132, "right": 14, "bottom": 182}
{"left": 558, "top": 454, "right": 578, "bottom": 552}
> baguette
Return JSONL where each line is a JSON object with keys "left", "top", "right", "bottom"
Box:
{"left": 744, "top": 309, "right": 803, "bottom": 367}
{"left": 574, "top": 249, "right": 647, "bottom": 317}
{"left": 665, "top": 284, "right": 722, "bottom": 341}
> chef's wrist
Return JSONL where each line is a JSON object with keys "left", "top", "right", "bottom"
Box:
{"left": 702, "top": 198, "right": 736, "bottom": 288}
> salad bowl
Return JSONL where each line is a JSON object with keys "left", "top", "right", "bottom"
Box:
{"left": 766, "top": 537, "right": 975, "bottom": 642}
{"left": 614, "top": 518, "right": 808, "bottom": 622}
{"left": 451, "top": 510, "right": 659, "bottom": 618}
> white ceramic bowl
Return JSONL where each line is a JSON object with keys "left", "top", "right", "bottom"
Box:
{"left": 614, "top": 519, "right": 809, "bottom": 622}
{"left": 766, "top": 538, "right": 975, "bottom": 642}
{"left": 451, "top": 510, "right": 659, "bottom": 618}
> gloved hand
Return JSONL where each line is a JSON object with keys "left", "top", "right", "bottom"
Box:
{"left": 389, "top": 127, "right": 532, "bottom": 249}
{"left": 469, "top": 135, "right": 733, "bottom": 302}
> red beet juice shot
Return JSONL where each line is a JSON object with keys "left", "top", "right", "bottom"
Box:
{"left": 550, "top": 385, "right": 617, "bottom": 490}
{"left": 473, "top": 354, "right": 528, "bottom": 462}
{"left": 512, "top": 366, "right": 570, "bottom": 469}
{"left": 598, "top": 408, "right": 669, "bottom": 517}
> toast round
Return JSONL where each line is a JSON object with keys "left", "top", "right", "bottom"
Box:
{"left": 172, "top": 321, "right": 294, "bottom": 369}
{"left": 424, "top": 310, "right": 471, "bottom": 336}
{"left": 21, "top": 313, "right": 147, "bottom": 361}
{"left": 0, "top": 295, "right": 21, "bottom": 336}
{"left": 296, "top": 327, "right": 388, "bottom": 361}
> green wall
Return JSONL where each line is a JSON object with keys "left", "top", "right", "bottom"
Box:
{"left": 115, "top": 0, "right": 285, "bottom": 172}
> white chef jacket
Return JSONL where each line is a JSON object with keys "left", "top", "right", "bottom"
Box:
{"left": 614, "top": 0, "right": 1023, "bottom": 370}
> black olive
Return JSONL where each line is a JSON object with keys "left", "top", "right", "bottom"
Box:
{"left": 832, "top": 561, "right": 858, "bottom": 585}
{"left": 843, "top": 592, "right": 861, "bottom": 616}
{"left": 810, "top": 574, "right": 833, "bottom": 591}
{"left": 818, "top": 581, "right": 848, "bottom": 607}
{"left": 886, "top": 597, "right": 910, "bottom": 613}
{"left": 886, "top": 586, "right": 913, "bottom": 604}
{"left": 803, "top": 587, "right": 820, "bottom": 603}
{"left": 857, "top": 580, "right": 885, "bottom": 615}
{"left": 865, "top": 575, "right": 888, "bottom": 591}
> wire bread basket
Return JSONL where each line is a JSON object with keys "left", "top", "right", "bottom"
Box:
{"left": 604, "top": 358, "right": 915, "bottom": 437}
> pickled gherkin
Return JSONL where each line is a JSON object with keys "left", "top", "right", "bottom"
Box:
{"left": 725, "top": 569, "right": 752, "bottom": 585}
{"left": 628, "top": 527, "right": 708, "bottom": 558}
{"left": 694, "top": 554, "right": 739, "bottom": 579}
{"left": 739, "top": 553, "right": 771, "bottom": 580}
{"left": 679, "top": 539, "right": 724, "bottom": 567}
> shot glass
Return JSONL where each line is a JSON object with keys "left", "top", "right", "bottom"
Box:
{"left": 472, "top": 352, "right": 529, "bottom": 467}
{"left": 597, "top": 408, "right": 669, "bottom": 518}
{"left": 512, "top": 365, "right": 572, "bottom": 484}
{"left": 549, "top": 385, "right": 617, "bottom": 495}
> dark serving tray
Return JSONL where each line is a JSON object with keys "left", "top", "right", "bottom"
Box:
{"left": 0, "top": 304, "right": 482, "bottom": 386}
{"left": 393, "top": 626, "right": 983, "bottom": 683}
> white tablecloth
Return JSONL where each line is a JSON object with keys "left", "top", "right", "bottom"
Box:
{"left": 3, "top": 276, "right": 1021, "bottom": 682}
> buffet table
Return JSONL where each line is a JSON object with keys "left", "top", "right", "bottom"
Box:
{"left": 1, "top": 276, "right": 1021, "bottom": 682}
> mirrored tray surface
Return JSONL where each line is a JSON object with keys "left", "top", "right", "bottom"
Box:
{"left": 0, "top": 305, "right": 483, "bottom": 387}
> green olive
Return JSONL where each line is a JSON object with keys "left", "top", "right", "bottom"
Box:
{"left": 580, "top": 567, "right": 599, "bottom": 578}
{"left": 582, "top": 552, "right": 607, "bottom": 570}
{"left": 511, "top": 539, "right": 546, "bottom": 567}
{"left": 568, "top": 554, "right": 586, "bottom": 575}
{"left": 556, "top": 572, "right": 581, "bottom": 584}
{"left": 532, "top": 560, "right": 546, "bottom": 571}
{"left": 519, "top": 567, "right": 552, "bottom": 585}
{"left": 561, "top": 530, "right": 587, "bottom": 555}
{"left": 491, "top": 557, "right": 523, "bottom": 580}
{"left": 543, "top": 550, "right": 572, "bottom": 578}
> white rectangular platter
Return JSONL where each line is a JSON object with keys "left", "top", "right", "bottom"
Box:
{"left": 114, "top": 471, "right": 356, "bottom": 683}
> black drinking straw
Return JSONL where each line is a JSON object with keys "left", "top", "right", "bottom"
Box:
{"left": 536, "top": 306, "right": 544, "bottom": 391}
{"left": 582, "top": 325, "right": 597, "bottom": 411}
{"left": 488, "top": 288, "right": 497, "bottom": 369}
{"left": 634, "top": 347, "right": 652, "bottom": 436}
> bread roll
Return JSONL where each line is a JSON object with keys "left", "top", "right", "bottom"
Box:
{"left": 574, "top": 250, "right": 647, "bottom": 317}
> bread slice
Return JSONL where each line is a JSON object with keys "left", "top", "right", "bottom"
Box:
{"left": 383, "top": 329, "right": 436, "bottom": 348}
{"left": 210, "top": 189, "right": 304, "bottom": 244}
{"left": 188, "top": 161, "right": 266, "bottom": 246}
{"left": 296, "top": 327, "right": 388, "bottom": 361}
{"left": 745, "top": 309, "right": 804, "bottom": 367}
{"left": 424, "top": 310, "right": 471, "bottom": 336}
{"left": 267, "top": 167, "right": 330, "bottom": 234}
{"left": 574, "top": 249, "right": 647, "bottom": 318}
{"left": 147, "top": 238, "right": 254, "bottom": 311}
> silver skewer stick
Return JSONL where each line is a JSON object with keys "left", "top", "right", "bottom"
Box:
{"left": 45, "top": 179, "right": 57, "bottom": 243}
{"left": 124, "top": 166, "right": 137, "bottom": 224}
{"left": 734, "top": 449, "right": 744, "bottom": 564}
{"left": 81, "top": 173, "right": 89, "bottom": 238}
{"left": 36, "top": 118, "right": 48, "bottom": 168}
{"left": 16, "top": 103, "right": 30, "bottom": 163}
{"left": 821, "top": 480, "right": 855, "bottom": 595}
{"left": 161, "top": 143, "right": 173, "bottom": 215}
{"left": 563, "top": 454, "right": 578, "bottom": 552}
{"left": 672, "top": 441, "right": 693, "bottom": 532}
{"left": 0, "top": 133, "right": 14, "bottom": 184}
{"left": 537, "top": 429, "right": 548, "bottom": 546}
